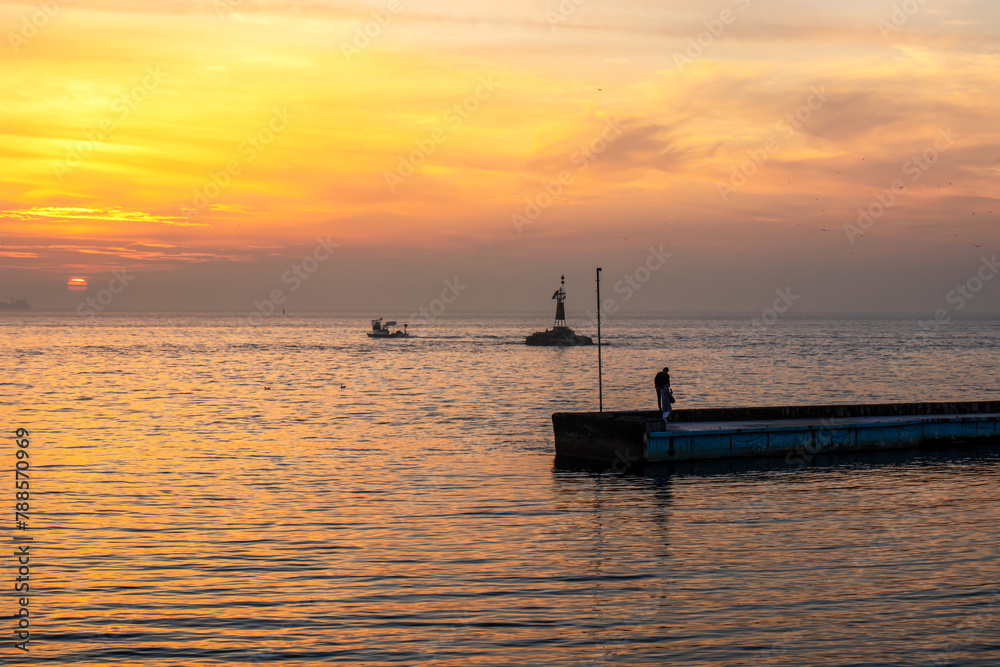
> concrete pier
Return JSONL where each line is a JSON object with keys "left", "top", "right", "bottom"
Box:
{"left": 553, "top": 402, "right": 1000, "bottom": 464}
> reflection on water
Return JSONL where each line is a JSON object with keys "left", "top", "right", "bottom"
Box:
{"left": 3, "top": 313, "right": 1000, "bottom": 665}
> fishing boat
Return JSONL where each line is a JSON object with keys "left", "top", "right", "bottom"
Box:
{"left": 368, "top": 317, "right": 410, "bottom": 338}
{"left": 525, "top": 276, "right": 593, "bottom": 346}
{"left": 0, "top": 298, "right": 30, "bottom": 311}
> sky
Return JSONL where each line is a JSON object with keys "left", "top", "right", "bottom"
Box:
{"left": 0, "top": 0, "right": 998, "bottom": 316}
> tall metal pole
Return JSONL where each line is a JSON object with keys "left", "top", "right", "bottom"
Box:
{"left": 596, "top": 267, "right": 603, "bottom": 412}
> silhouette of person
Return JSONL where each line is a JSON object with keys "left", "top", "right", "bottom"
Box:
{"left": 654, "top": 366, "right": 672, "bottom": 420}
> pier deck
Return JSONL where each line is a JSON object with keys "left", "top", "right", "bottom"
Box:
{"left": 552, "top": 402, "right": 1000, "bottom": 464}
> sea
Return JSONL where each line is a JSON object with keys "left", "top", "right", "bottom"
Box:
{"left": 3, "top": 312, "right": 999, "bottom": 666}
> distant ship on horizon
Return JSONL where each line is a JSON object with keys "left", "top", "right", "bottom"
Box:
{"left": 0, "top": 298, "right": 30, "bottom": 311}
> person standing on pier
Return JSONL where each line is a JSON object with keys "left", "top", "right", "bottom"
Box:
{"left": 654, "top": 367, "right": 673, "bottom": 421}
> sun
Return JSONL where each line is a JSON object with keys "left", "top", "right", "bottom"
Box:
{"left": 67, "top": 277, "right": 88, "bottom": 291}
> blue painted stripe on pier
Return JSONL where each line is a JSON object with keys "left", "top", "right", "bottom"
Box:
{"left": 645, "top": 413, "right": 1000, "bottom": 462}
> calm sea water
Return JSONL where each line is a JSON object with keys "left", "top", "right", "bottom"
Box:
{"left": 3, "top": 312, "right": 1000, "bottom": 666}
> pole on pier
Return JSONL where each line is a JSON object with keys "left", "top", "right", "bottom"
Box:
{"left": 596, "top": 267, "right": 603, "bottom": 412}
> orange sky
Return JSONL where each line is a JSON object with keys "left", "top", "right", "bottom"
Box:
{"left": 1, "top": 0, "right": 998, "bottom": 313}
